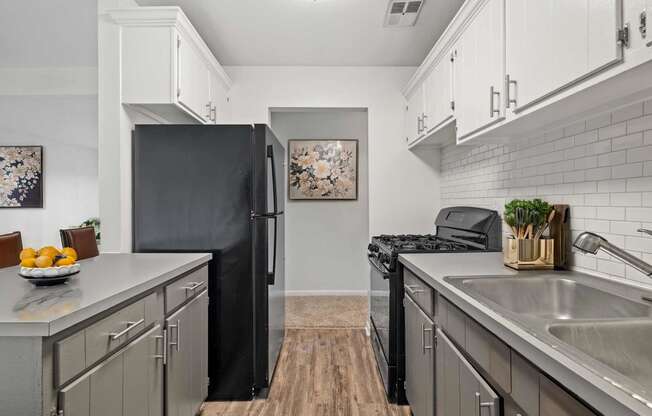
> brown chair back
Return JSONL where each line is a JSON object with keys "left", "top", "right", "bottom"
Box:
{"left": 60, "top": 227, "right": 99, "bottom": 260}
{"left": 0, "top": 231, "right": 23, "bottom": 268}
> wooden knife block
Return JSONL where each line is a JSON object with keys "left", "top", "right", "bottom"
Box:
{"left": 549, "top": 204, "right": 570, "bottom": 270}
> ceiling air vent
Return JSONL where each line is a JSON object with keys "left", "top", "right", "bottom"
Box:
{"left": 384, "top": 0, "right": 424, "bottom": 27}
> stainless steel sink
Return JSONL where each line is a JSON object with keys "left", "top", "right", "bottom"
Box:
{"left": 452, "top": 276, "right": 652, "bottom": 320}
{"left": 549, "top": 321, "right": 652, "bottom": 392}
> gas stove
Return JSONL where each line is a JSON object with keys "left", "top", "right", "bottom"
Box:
{"left": 367, "top": 207, "right": 502, "bottom": 404}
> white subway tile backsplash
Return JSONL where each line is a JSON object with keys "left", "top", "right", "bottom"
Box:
{"left": 626, "top": 207, "right": 652, "bottom": 222}
{"left": 644, "top": 193, "right": 652, "bottom": 207}
{"left": 610, "top": 221, "right": 643, "bottom": 236}
{"left": 610, "top": 192, "right": 642, "bottom": 207}
{"left": 627, "top": 145, "right": 652, "bottom": 163}
{"left": 612, "top": 133, "right": 643, "bottom": 151}
{"left": 586, "top": 114, "right": 612, "bottom": 130}
{"left": 598, "top": 122, "right": 626, "bottom": 140}
{"left": 584, "top": 193, "right": 610, "bottom": 205}
{"left": 613, "top": 103, "right": 644, "bottom": 123}
{"left": 628, "top": 177, "right": 652, "bottom": 192}
{"left": 598, "top": 150, "right": 626, "bottom": 167}
{"left": 441, "top": 103, "right": 652, "bottom": 284}
{"left": 596, "top": 206, "right": 625, "bottom": 220}
{"left": 628, "top": 114, "right": 652, "bottom": 134}
{"left": 611, "top": 162, "right": 643, "bottom": 179}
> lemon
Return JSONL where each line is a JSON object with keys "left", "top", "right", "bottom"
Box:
{"left": 39, "top": 246, "right": 60, "bottom": 259}
{"left": 55, "top": 257, "right": 75, "bottom": 267}
{"left": 61, "top": 247, "right": 78, "bottom": 261}
{"left": 19, "top": 248, "right": 38, "bottom": 260}
{"left": 35, "top": 255, "right": 54, "bottom": 268}
{"left": 21, "top": 258, "right": 37, "bottom": 268}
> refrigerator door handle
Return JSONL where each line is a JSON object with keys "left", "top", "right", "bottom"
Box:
{"left": 267, "top": 215, "right": 278, "bottom": 285}
{"left": 251, "top": 211, "right": 284, "bottom": 219}
{"left": 267, "top": 144, "right": 279, "bottom": 215}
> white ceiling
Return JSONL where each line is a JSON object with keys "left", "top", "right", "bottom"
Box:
{"left": 0, "top": 0, "right": 97, "bottom": 67}
{"left": 137, "top": 0, "right": 464, "bottom": 66}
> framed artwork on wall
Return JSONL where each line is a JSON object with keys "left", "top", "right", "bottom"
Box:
{"left": 0, "top": 146, "right": 43, "bottom": 208}
{"left": 288, "top": 139, "right": 358, "bottom": 200}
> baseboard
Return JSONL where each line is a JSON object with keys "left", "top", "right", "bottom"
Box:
{"left": 285, "top": 290, "right": 368, "bottom": 297}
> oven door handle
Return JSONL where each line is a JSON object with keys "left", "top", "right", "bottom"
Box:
{"left": 367, "top": 254, "right": 392, "bottom": 279}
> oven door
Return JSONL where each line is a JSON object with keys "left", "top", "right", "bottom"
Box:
{"left": 368, "top": 253, "right": 394, "bottom": 368}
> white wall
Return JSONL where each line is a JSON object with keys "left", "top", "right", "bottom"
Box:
{"left": 271, "top": 109, "right": 369, "bottom": 294}
{"left": 224, "top": 66, "right": 442, "bottom": 239}
{"left": 0, "top": 96, "right": 99, "bottom": 247}
{"left": 0, "top": 0, "right": 99, "bottom": 249}
{"left": 440, "top": 100, "right": 652, "bottom": 286}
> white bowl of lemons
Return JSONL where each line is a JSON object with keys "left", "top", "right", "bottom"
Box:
{"left": 19, "top": 246, "right": 80, "bottom": 280}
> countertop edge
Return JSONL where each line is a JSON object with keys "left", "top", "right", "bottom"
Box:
{"left": 12, "top": 253, "right": 212, "bottom": 338}
{"left": 398, "top": 253, "right": 651, "bottom": 416}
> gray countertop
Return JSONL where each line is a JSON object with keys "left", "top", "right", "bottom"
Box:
{"left": 399, "top": 252, "right": 652, "bottom": 416}
{"left": 0, "top": 253, "right": 211, "bottom": 337}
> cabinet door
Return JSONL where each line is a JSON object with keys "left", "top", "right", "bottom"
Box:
{"left": 59, "top": 376, "right": 90, "bottom": 416}
{"left": 506, "top": 0, "right": 621, "bottom": 112}
{"left": 209, "top": 72, "right": 228, "bottom": 124}
{"left": 454, "top": 0, "right": 505, "bottom": 141}
{"left": 404, "top": 295, "right": 435, "bottom": 416}
{"left": 166, "top": 292, "right": 208, "bottom": 416}
{"left": 90, "top": 349, "right": 124, "bottom": 416}
{"left": 124, "top": 325, "right": 164, "bottom": 416}
{"left": 436, "top": 328, "right": 460, "bottom": 416}
{"left": 423, "top": 53, "right": 454, "bottom": 134}
{"left": 176, "top": 32, "right": 211, "bottom": 122}
{"left": 405, "top": 85, "right": 425, "bottom": 144}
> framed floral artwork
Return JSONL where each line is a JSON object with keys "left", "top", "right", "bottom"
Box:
{"left": 0, "top": 146, "right": 43, "bottom": 208}
{"left": 288, "top": 139, "right": 358, "bottom": 200}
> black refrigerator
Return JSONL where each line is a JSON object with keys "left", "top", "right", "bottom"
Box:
{"left": 132, "top": 124, "right": 285, "bottom": 400}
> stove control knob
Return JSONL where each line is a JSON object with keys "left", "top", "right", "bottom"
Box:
{"left": 368, "top": 243, "right": 379, "bottom": 253}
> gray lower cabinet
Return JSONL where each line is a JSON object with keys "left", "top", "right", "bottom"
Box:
{"left": 404, "top": 295, "right": 435, "bottom": 416}
{"left": 166, "top": 289, "right": 208, "bottom": 416}
{"left": 436, "top": 328, "right": 499, "bottom": 416}
{"left": 58, "top": 324, "right": 164, "bottom": 416}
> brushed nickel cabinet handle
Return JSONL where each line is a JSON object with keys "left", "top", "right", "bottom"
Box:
{"left": 422, "top": 324, "right": 433, "bottom": 353}
{"left": 490, "top": 86, "right": 501, "bottom": 118}
{"left": 405, "top": 284, "right": 424, "bottom": 295}
{"left": 505, "top": 75, "right": 517, "bottom": 108}
{"left": 638, "top": 228, "right": 652, "bottom": 237}
{"left": 109, "top": 318, "right": 144, "bottom": 340}
{"left": 475, "top": 392, "right": 494, "bottom": 416}
{"left": 154, "top": 331, "right": 167, "bottom": 365}
{"left": 422, "top": 113, "right": 428, "bottom": 132}
{"left": 168, "top": 319, "right": 180, "bottom": 352}
{"left": 182, "top": 281, "right": 205, "bottom": 295}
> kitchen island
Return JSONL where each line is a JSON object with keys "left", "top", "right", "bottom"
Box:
{"left": 400, "top": 252, "right": 652, "bottom": 416}
{"left": 0, "top": 252, "right": 211, "bottom": 416}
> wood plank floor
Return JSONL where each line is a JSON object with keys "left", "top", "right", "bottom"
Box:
{"left": 202, "top": 329, "right": 410, "bottom": 416}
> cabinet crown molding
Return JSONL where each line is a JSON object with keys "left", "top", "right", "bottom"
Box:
{"left": 106, "top": 6, "right": 232, "bottom": 89}
{"left": 403, "top": 0, "right": 489, "bottom": 98}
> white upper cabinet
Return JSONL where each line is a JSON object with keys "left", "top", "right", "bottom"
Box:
{"left": 209, "top": 71, "right": 229, "bottom": 124}
{"left": 176, "top": 31, "right": 212, "bottom": 122}
{"left": 109, "top": 7, "right": 232, "bottom": 124}
{"left": 454, "top": 0, "right": 505, "bottom": 142}
{"left": 505, "top": 0, "right": 622, "bottom": 113}
{"left": 423, "top": 53, "right": 454, "bottom": 135}
{"left": 405, "top": 85, "right": 425, "bottom": 145}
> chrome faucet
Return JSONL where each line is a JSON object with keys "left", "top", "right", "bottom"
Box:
{"left": 573, "top": 230, "right": 652, "bottom": 276}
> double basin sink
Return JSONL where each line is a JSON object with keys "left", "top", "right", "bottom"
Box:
{"left": 445, "top": 273, "right": 652, "bottom": 400}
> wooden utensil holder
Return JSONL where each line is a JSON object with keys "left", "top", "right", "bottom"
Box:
{"left": 504, "top": 238, "right": 555, "bottom": 270}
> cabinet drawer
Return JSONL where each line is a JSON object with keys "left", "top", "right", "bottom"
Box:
{"left": 55, "top": 294, "right": 153, "bottom": 387}
{"left": 165, "top": 266, "right": 208, "bottom": 314}
{"left": 511, "top": 351, "right": 539, "bottom": 416}
{"left": 85, "top": 298, "right": 146, "bottom": 365}
{"left": 465, "top": 319, "right": 511, "bottom": 393}
{"left": 404, "top": 268, "right": 434, "bottom": 317}
{"left": 439, "top": 296, "right": 466, "bottom": 347}
{"left": 54, "top": 331, "right": 86, "bottom": 387}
